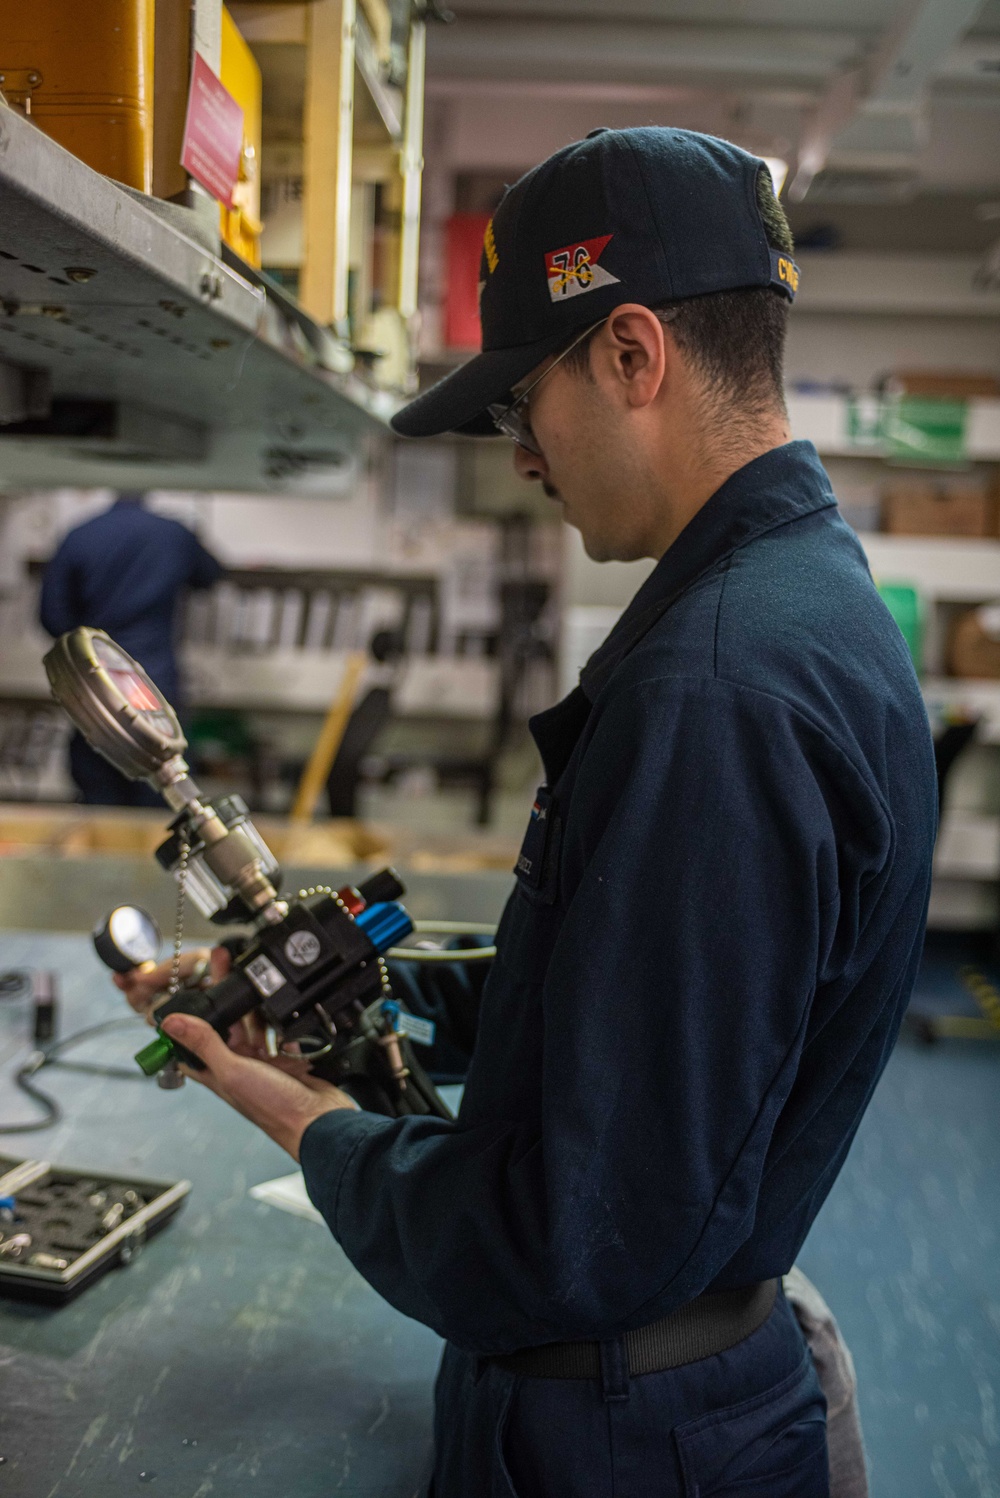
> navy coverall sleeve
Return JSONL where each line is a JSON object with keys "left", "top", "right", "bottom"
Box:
{"left": 300, "top": 678, "right": 884, "bottom": 1354}
{"left": 39, "top": 539, "right": 82, "bottom": 637}
{"left": 186, "top": 532, "right": 224, "bottom": 589}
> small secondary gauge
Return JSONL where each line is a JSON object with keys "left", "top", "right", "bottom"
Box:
{"left": 93, "top": 907, "right": 162, "bottom": 974}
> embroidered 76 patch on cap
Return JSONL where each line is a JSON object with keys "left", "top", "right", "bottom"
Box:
{"left": 545, "top": 234, "right": 621, "bottom": 302}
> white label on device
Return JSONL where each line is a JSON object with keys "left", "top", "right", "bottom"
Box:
{"left": 284, "top": 930, "right": 321, "bottom": 967}
{"left": 397, "top": 1012, "right": 436, "bottom": 1047}
{"left": 246, "top": 954, "right": 286, "bottom": 998}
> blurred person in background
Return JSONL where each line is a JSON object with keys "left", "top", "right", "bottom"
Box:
{"left": 39, "top": 489, "right": 222, "bottom": 805}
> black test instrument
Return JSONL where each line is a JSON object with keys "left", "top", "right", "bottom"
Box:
{"left": 43, "top": 627, "right": 460, "bottom": 1120}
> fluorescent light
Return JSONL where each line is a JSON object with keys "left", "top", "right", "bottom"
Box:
{"left": 762, "top": 157, "right": 788, "bottom": 197}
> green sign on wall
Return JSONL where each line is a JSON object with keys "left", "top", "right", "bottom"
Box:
{"left": 882, "top": 396, "right": 968, "bottom": 466}
{"left": 844, "top": 394, "right": 970, "bottom": 465}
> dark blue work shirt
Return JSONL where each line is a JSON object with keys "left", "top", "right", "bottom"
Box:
{"left": 301, "top": 440, "right": 938, "bottom": 1356}
{"left": 39, "top": 499, "right": 222, "bottom": 705}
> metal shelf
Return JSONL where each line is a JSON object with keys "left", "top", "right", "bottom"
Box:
{"left": 934, "top": 812, "right": 1000, "bottom": 880}
{"left": 0, "top": 103, "right": 398, "bottom": 492}
{"left": 787, "top": 393, "right": 1000, "bottom": 460}
{"left": 857, "top": 535, "right": 1000, "bottom": 602}
{"left": 922, "top": 677, "right": 1000, "bottom": 744}
{"left": 0, "top": 632, "right": 499, "bottom": 720}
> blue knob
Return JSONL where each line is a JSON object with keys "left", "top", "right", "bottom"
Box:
{"left": 355, "top": 900, "right": 414, "bottom": 954}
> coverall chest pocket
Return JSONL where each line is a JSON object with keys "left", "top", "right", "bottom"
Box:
{"left": 513, "top": 786, "right": 561, "bottom": 908}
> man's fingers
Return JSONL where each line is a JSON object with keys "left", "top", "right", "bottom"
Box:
{"left": 271, "top": 1054, "right": 315, "bottom": 1078}
{"left": 209, "top": 946, "right": 232, "bottom": 984}
{"left": 224, "top": 1020, "right": 315, "bottom": 1074}
{"left": 161, "top": 1013, "right": 231, "bottom": 1074}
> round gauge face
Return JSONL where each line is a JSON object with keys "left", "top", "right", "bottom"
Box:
{"left": 44, "top": 627, "right": 187, "bottom": 782}
{"left": 106, "top": 668, "right": 161, "bottom": 713}
{"left": 92, "top": 637, "right": 168, "bottom": 714}
{"left": 89, "top": 634, "right": 180, "bottom": 749}
{"left": 106, "top": 906, "right": 162, "bottom": 967}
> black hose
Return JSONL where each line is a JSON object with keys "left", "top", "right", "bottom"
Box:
{"left": 0, "top": 971, "right": 32, "bottom": 1002}
{"left": 0, "top": 1018, "right": 147, "bottom": 1135}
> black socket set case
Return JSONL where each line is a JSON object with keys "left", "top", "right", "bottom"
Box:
{"left": 0, "top": 1153, "right": 189, "bottom": 1304}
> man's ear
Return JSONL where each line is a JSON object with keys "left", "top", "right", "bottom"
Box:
{"left": 594, "top": 304, "right": 668, "bottom": 410}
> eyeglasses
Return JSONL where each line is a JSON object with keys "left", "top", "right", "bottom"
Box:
{"left": 487, "top": 308, "right": 680, "bottom": 457}
{"left": 488, "top": 318, "right": 608, "bottom": 457}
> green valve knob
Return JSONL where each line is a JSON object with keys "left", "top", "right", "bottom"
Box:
{"left": 135, "top": 1032, "right": 176, "bottom": 1076}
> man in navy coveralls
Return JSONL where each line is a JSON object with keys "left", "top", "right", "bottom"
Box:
{"left": 40, "top": 491, "right": 222, "bottom": 804}
{"left": 123, "top": 131, "right": 937, "bottom": 1496}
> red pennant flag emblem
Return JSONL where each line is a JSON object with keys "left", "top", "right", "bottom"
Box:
{"left": 544, "top": 235, "right": 620, "bottom": 302}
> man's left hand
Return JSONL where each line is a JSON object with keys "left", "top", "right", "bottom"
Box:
{"left": 160, "top": 1012, "right": 358, "bottom": 1161}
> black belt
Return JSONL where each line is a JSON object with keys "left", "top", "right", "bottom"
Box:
{"left": 490, "top": 1279, "right": 778, "bottom": 1380}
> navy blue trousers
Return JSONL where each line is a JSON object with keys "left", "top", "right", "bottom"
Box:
{"left": 69, "top": 733, "right": 163, "bottom": 807}
{"left": 430, "top": 1290, "right": 828, "bottom": 1498}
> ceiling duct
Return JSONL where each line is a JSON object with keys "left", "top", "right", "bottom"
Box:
{"left": 789, "top": 0, "right": 988, "bottom": 202}
{"left": 801, "top": 167, "right": 919, "bottom": 205}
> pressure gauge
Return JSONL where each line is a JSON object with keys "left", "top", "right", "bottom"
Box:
{"left": 93, "top": 907, "right": 162, "bottom": 974}
{"left": 43, "top": 628, "right": 186, "bottom": 780}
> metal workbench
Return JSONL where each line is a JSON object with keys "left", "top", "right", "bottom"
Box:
{"left": 0, "top": 930, "right": 449, "bottom": 1496}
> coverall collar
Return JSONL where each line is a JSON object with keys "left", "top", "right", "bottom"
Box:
{"left": 579, "top": 439, "right": 835, "bottom": 704}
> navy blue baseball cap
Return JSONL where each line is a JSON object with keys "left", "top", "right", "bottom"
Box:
{"left": 391, "top": 127, "right": 799, "bottom": 439}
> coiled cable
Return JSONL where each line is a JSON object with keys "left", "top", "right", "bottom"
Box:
{"left": 0, "top": 1018, "right": 147, "bottom": 1135}
{"left": 387, "top": 920, "right": 497, "bottom": 963}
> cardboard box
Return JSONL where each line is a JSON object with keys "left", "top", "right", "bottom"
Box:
{"left": 882, "top": 478, "right": 997, "bottom": 538}
{"left": 884, "top": 371, "right": 1000, "bottom": 401}
{"left": 948, "top": 606, "right": 1000, "bottom": 680}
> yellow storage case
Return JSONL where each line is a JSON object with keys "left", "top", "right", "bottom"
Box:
{"left": 220, "top": 6, "right": 263, "bottom": 266}
{"left": 0, "top": 0, "right": 154, "bottom": 192}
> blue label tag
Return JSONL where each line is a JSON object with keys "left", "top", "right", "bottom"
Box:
{"left": 397, "top": 1012, "right": 436, "bottom": 1047}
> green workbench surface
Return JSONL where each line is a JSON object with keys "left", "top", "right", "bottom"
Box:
{"left": 0, "top": 931, "right": 445, "bottom": 1498}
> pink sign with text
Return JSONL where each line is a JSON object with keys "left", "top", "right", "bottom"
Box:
{"left": 181, "top": 53, "right": 243, "bottom": 208}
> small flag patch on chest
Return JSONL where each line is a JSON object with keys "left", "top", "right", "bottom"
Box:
{"left": 544, "top": 235, "right": 620, "bottom": 301}
{"left": 516, "top": 784, "right": 553, "bottom": 890}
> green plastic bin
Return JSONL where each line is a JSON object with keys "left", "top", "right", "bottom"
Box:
{"left": 875, "top": 582, "right": 923, "bottom": 674}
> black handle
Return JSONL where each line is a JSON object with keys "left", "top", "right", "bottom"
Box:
{"left": 358, "top": 867, "right": 406, "bottom": 906}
